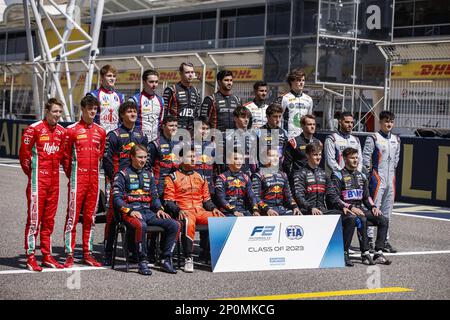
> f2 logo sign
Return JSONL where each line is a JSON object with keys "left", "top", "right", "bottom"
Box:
{"left": 366, "top": 5, "right": 381, "bottom": 30}
{"left": 251, "top": 226, "right": 275, "bottom": 237}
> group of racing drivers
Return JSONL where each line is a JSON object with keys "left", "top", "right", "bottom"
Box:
{"left": 19, "top": 63, "right": 400, "bottom": 275}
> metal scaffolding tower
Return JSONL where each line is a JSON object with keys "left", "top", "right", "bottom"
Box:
{"left": 24, "top": 0, "right": 104, "bottom": 121}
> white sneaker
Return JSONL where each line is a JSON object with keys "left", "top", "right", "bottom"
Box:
{"left": 184, "top": 257, "right": 194, "bottom": 273}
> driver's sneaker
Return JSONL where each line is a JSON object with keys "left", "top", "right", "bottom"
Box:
{"left": 42, "top": 255, "right": 64, "bottom": 269}
{"left": 344, "top": 252, "right": 354, "bottom": 267}
{"left": 64, "top": 254, "right": 75, "bottom": 268}
{"left": 361, "top": 252, "right": 375, "bottom": 265}
{"left": 26, "top": 255, "right": 43, "bottom": 272}
{"left": 138, "top": 261, "right": 152, "bottom": 276}
{"left": 382, "top": 242, "right": 398, "bottom": 253}
{"left": 373, "top": 252, "right": 392, "bottom": 265}
{"left": 184, "top": 256, "right": 194, "bottom": 273}
{"left": 83, "top": 253, "right": 102, "bottom": 267}
{"left": 160, "top": 258, "right": 177, "bottom": 274}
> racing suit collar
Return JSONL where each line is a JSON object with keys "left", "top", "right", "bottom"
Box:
{"left": 228, "top": 168, "right": 241, "bottom": 176}
{"left": 179, "top": 166, "right": 195, "bottom": 175}
{"left": 42, "top": 119, "right": 57, "bottom": 131}
{"left": 142, "top": 89, "right": 155, "bottom": 98}
{"left": 337, "top": 130, "right": 351, "bottom": 139}
{"left": 253, "top": 99, "right": 265, "bottom": 107}
{"left": 290, "top": 90, "right": 303, "bottom": 97}
{"left": 178, "top": 82, "right": 191, "bottom": 90}
{"left": 130, "top": 165, "right": 143, "bottom": 174}
{"left": 378, "top": 130, "right": 391, "bottom": 139}
{"left": 343, "top": 167, "right": 357, "bottom": 175}
{"left": 305, "top": 163, "right": 319, "bottom": 171}
{"left": 79, "top": 117, "right": 94, "bottom": 128}
{"left": 120, "top": 123, "right": 135, "bottom": 132}
{"left": 100, "top": 85, "right": 114, "bottom": 94}
{"left": 217, "top": 90, "right": 231, "bottom": 98}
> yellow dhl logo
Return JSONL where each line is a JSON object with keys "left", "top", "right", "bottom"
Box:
{"left": 77, "top": 134, "right": 87, "bottom": 140}
{"left": 39, "top": 135, "right": 50, "bottom": 141}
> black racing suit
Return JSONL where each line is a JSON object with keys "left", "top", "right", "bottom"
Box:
{"left": 329, "top": 167, "right": 389, "bottom": 253}
{"left": 163, "top": 82, "right": 201, "bottom": 133}
{"left": 282, "top": 133, "right": 321, "bottom": 175}
{"left": 199, "top": 91, "right": 241, "bottom": 132}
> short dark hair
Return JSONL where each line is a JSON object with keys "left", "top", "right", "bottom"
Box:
{"left": 379, "top": 110, "right": 395, "bottom": 121}
{"left": 100, "top": 64, "right": 117, "bottom": 77}
{"left": 300, "top": 114, "right": 316, "bottom": 126}
{"left": 130, "top": 144, "right": 148, "bottom": 157}
{"left": 253, "top": 81, "right": 267, "bottom": 91}
{"left": 339, "top": 111, "right": 353, "bottom": 121}
{"left": 305, "top": 141, "right": 323, "bottom": 155}
{"left": 266, "top": 102, "right": 283, "bottom": 117}
{"left": 81, "top": 95, "right": 100, "bottom": 108}
{"left": 287, "top": 68, "right": 306, "bottom": 86}
{"left": 233, "top": 106, "right": 251, "bottom": 118}
{"left": 119, "top": 101, "right": 137, "bottom": 116}
{"left": 142, "top": 69, "right": 159, "bottom": 82}
{"left": 342, "top": 147, "right": 358, "bottom": 158}
{"left": 196, "top": 115, "right": 210, "bottom": 127}
{"left": 45, "top": 98, "right": 64, "bottom": 111}
{"left": 179, "top": 62, "right": 194, "bottom": 73}
{"left": 217, "top": 70, "right": 233, "bottom": 82}
{"left": 162, "top": 115, "right": 178, "bottom": 125}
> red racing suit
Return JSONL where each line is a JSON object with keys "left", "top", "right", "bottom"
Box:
{"left": 19, "top": 119, "right": 66, "bottom": 256}
{"left": 62, "top": 119, "right": 106, "bottom": 254}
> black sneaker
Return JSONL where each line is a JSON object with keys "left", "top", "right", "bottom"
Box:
{"left": 373, "top": 253, "right": 392, "bottom": 265}
{"left": 382, "top": 242, "right": 398, "bottom": 253}
{"left": 361, "top": 252, "right": 375, "bottom": 265}
{"left": 344, "top": 252, "right": 354, "bottom": 267}
{"left": 138, "top": 261, "right": 152, "bottom": 276}
{"left": 160, "top": 258, "right": 177, "bottom": 274}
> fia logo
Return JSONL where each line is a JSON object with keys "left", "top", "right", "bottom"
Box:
{"left": 286, "top": 225, "right": 304, "bottom": 240}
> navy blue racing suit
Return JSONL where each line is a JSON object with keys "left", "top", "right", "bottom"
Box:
{"left": 251, "top": 168, "right": 298, "bottom": 215}
{"left": 113, "top": 166, "right": 180, "bottom": 262}
{"left": 214, "top": 169, "right": 258, "bottom": 216}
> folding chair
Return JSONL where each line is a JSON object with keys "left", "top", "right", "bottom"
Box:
{"left": 111, "top": 209, "right": 165, "bottom": 272}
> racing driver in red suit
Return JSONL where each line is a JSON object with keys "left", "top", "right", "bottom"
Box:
{"left": 62, "top": 95, "right": 106, "bottom": 268}
{"left": 19, "top": 98, "right": 66, "bottom": 271}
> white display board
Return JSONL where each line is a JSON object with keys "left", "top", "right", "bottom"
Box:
{"left": 208, "top": 215, "right": 345, "bottom": 273}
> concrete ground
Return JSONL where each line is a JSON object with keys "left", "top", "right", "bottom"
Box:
{"left": 0, "top": 159, "right": 449, "bottom": 301}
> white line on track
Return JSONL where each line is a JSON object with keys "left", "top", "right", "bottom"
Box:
{"left": 392, "top": 212, "right": 450, "bottom": 222}
{"left": 350, "top": 250, "right": 450, "bottom": 258}
{"left": 0, "top": 266, "right": 108, "bottom": 275}
{"left": 2, "top": 250, "right": 450, "bottom": 275}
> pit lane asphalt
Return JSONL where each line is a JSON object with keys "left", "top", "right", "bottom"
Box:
{"left": 0, "top": 161, "right": 449, "bottom": 300}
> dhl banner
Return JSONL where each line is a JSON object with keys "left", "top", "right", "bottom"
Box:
{"left": 392, "top": 61, "right": 450, "bottom": 79}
